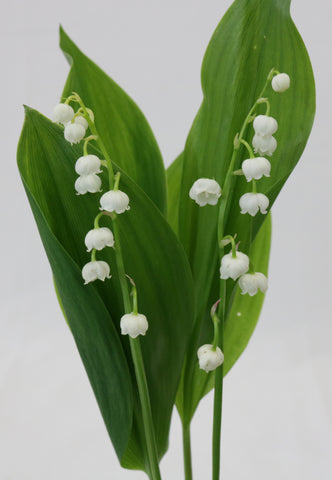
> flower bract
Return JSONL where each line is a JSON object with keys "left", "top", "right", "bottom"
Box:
{"left": 100, "top": 190, "right": 130, "bottom": 214}
{"left": 85, "top": 227, "right": 114, "bottom": 251}
{"left": 197, "top": 344, "right": 224, "bottom": 372}
{"left": 272, "top": 73, "right": 290, "bottom": 92}
{"left": 120, "top": 313, "right": 149, "bottom": 338}
{"left": 52, "top": 103, "right": 74, "bottom": 124}
{"left": 241, "top": 157, "right": 271, "bottom": 181}
{"left": 189, "top": 178, "right": 222, "bottom": 206}
{"left": 253, "top": 115, "right": 278, "bottom": 136}
{"left": 220, "top": 251, "right": 249, "bottom": 280}
{"left": 82, "top": 260, "right": 111, "bottom": 284}
{"left": 64, "top": 123, "right": 86, "bottom": 145}
{"left": 238, "top": 272, "right": 268, "bottom": 296}
{"left": 75, "top": 155, "right": 102, "bottom": 175}
{"left": 239, "top": 192, "right": 269, "bottom": 216}
{"left": 75, "top": 174, "right": 102, "bottom": 195}
{"left": 252, "top": 134, "right": 277, "bottom": 156}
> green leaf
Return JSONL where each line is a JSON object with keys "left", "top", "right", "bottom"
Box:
{"left": 173, "top": 0, "right": 315, "bottom": 422}
{"left": 17, "top": 107, "right": 194, "bottom": 470}
{"left": 59, "top": 27, "right": 167, "bottom": 214}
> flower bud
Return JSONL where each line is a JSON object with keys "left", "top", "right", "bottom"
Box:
{"left": 220, "top": 251, "right": 249, "bottom": 281}
{"left": 85, "top": 227, "right": 114, "bottom": 251}
{"left": 272, "top": 73, "right": 290, "bottom": 92}
{"left": 253, "top": 115, "right": 278, "bottom": 136}
{"left": 74, "top": 115, "right": 89, "bottom": 130}
{"left": 75, "top": 174, "right": 102, "bottom": 195}
{"left": 64, "top": 123, "right": 86, "bottom": 145}
{"left": 75, "top": 155, "right": 102, "bottom": 175}
{"left": 252, "top": 134, "right": 277, "bottom": 156}
{"left": 197, "top": 344, "right": 224, "bottom": 372}
{"left": 52, "top": 103, "right": 74, "bottom": 124}
{"left": 82, "top": 260, "right": 111, "bottom": 284}
{"left": 239, "top": 272, "right": 268, "bottom": 296}
{"left": 189, "top": 178, "right": 222, "bottom": 206}
{"left": 241, "top": 157, "right": 271, "bottom": 181}
{"left": 240, "top": 192, "right": 269, "bottom": 216}
{"left": 100, "top": 190, "right": 130, "bottom": 214}
{"left": 120, "top": 313, "right": 149, "bottom": 338}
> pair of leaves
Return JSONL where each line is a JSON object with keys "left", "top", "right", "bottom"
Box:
{"left": 18, "top": 30, "right": 194, "bottom": 471}
{"left": 169, "top": 0, "right": 315, "bottom": 423}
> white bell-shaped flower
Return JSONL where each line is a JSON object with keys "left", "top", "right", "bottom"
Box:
{"left": 220, "top": 251, "right": 249, "bottom": 281}
{"left": 75, "top": 155, "right": 102, "bottom": 175}
{"left": 120, "top": 312, "right": 149, "bottom": 338}
{"left": 74, "top": 115, "right": 89, "bottom": 130}
{"left": 253, "top": 115, "right": 278, "bottom": 136}
{"left": 241, "top": 157, "right": 271, "bottom": 181}
{"left": 52, "top": 103, "right": 74, "bottom": 124}
{"left": 100, "top": 190, "right": 130, "bottom": 214}
{"left": 75, "top": 174, "right": 102, "bottom": 195}
{"left": 85, "top": 227, "right": 114, "bottom": 251}
{"left": 82, "top": 260, "right": 111, "bottom": 284}
{"left": 64, "top": 123, "right": 86, "bottom": 145}
{"left": 272, "top": 73, "right": 290, "bottom": 92}
{"left": 189, "top": 178, "right": 221, "bottom": 206}
{"left": 197, "top": 344, "right": 224, "bottom": 372}
{"left": 240, "top": 192, "right": 269, "bottom": 216}
{"left": 252, "top": 134, "right": 277, "bottom": 156}
{"left": 239, "top": 272, "right": 268, "bottom": 296}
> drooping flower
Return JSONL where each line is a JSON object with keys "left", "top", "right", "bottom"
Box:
{"left": 74, "top": 109, "right": 94, "bottom": 130}
{"left": 220, "top": 251, "right": 249, "bottom": 281}
{"left": 253, "top": 115, "right": 278, "bottom": 136}
{"left": 189, "top": 178, "right": 222, "bottom": 206}
{"left": 238, "top": 272, "right": 268, "bottom": 296}
{"left": 272, "top": 73, "right": 290, "bottom": 92}
{"left": 239, "top": 192, "right": 269, "bottom": 216}
{"left": 75, "top": 174, "right": 102, "bottom": 195}
{"left": 120, "top": 313, "right": 149, "bottom": 338}
{"left": 252, "top": 134, "right": 277, "bottom": 156}
{"left": 64, "top": 123, "right": 86, "bottom": 145}
{"left": 82, "top": 260, "right": 111, "bottom": 284}
{"left": 75, "top": 155, "right": 102, "bottom": 175}
{"left": 241, "top": 157, "right": 271, "bottom": 181}
{"left": 52, "top": 103, "right": 74, "bottom": 124}
{"left": 85, "top": 227, "right": 114, "bottom": 251}
{"left": 100, "top": 190, "right": 130, "bottom": 214}
{"left": 197, "top": 344, "right": 224, "bottom": 372}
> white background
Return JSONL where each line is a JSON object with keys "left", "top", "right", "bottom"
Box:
{"left": 1, "top": 0, "right": 332, "bottom": 479}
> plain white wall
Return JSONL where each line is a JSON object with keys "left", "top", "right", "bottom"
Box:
{"left": 1, "top": 0, "right": 331, "bottom": 479}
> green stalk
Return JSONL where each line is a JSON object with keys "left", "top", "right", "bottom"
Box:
{"left": 182, "top": 421, "right": 193, "bottom": 480}
{"left": 212, "top": 71, "right": 273, "bottom": 480}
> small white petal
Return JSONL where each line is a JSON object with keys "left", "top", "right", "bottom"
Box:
{"left": 75, "top": 174, "right": 102, "bottom": 195}
{"left": 52, "top": 103, "right": 74, "bottom": 124}
{"left": 120, "top": 313, "right": 149, "bottom": 338}
{"left": 252, "top": 134, "right": 277, "bottom": 156}
{"left": 272, "top": 73, "right": 290, "bottom": 92}
{"left": 82, "top": 260, "right": 111, "bottom": 284}
{"left": 239, "top": 272, "right": 268, "bottom": 296}
{"left": 220, "top": 251, "right": 249, "bottom": 281}
{"left": 100, "top": 190, "right": 130, "bottom": 214}
{"left": 197, "top": 344, "right": 224, "bottom": 372}
{"left": 75, "top": 155, "right": 102, "bottom": 175}
{"left": 64, "top": 123, "right": 86, "bottom": 144}
{"left": 74, "top": 115, "right": 89, "bottom": 130}
{"left": 253, "top": 115, "right": 278, "bottom": 136}
{"left": 85, "top": 227, "right": 114, "bottom": 251}
{"left": 189, "top": 178, "right": 222, "bottom": 206}
{"left": 241, "top": 157, "right": 271, "bottom": 181}
{"left": 239, "top": 193, "right": 269, "bottom": 216}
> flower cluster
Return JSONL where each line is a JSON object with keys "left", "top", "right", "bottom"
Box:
{"left": 53, "top": 102, "right": 94, "bottom": 145}
{"left": 75, "top": 154, "right": 102, "bottom": 195}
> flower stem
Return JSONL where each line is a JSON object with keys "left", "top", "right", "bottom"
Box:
{"left": 182, "top": 421, "right": 193, "bottom": 480}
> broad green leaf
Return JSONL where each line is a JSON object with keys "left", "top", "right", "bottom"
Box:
{"left": 59, "top": 27, "right": 166, "bottom": 214}
{"left": 17, "top": 108, "right": 194, "bottom": 470}
{"left": 166, "top": 152, "right": 183, "bottom": 235}
{"left": 173, "top": 0, "right": 315, "bottom": 423}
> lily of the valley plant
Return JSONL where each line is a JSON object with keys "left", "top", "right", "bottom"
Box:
{"left": 17, "top": 1, "right": 315, "bottom": 479}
